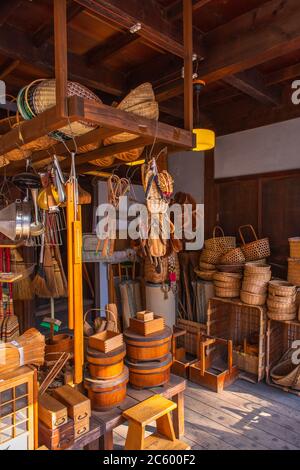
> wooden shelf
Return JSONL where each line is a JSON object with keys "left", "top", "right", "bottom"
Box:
{"left": 0, "top": 96, "right": 195, "bottom": 174}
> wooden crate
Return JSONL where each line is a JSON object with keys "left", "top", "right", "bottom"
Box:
{"left": 88, "top": 331, "right": 123, "bottom": 353}
{"left": 207, "top": 298, "right": 266, "bottom": 383}
{"left": 266, "top": 319, "right": 300, "bottom": 396}
{"left": 176, "top": 319, "right": 207, "bottom": 356}
{"left": 129, "top": 316, "right": 165, "bottom": 336}
{"left": 137, "top": 311, "right": 154, "bottom": 322}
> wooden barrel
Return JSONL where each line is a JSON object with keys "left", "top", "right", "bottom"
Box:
{"left": 125, "top": 354, "right": 172, "bottom": 389}
{"left": 124, "top": 326, "right": 172, "bottom": 362}
{"left": 84, "top": 367, "right": 129, "bottom": 411}
{"left": 87, "top": 344, "right": 126, "bottom": 380}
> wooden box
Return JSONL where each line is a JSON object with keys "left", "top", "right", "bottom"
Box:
{"left": 74, "top": 417, "right": 90, "bottom": 440}
{"left": 52, "top": 385, "right": 91, "bottom": 424}
{"left": 130, "top": 316, "right": 165, "bottom": 336}
{"left": 88, "top": 331, "right": 123, "bottom": 353}
{"left": 38, "top": 393, "right": 68, "bottom": 430}
{"left": 38, "top": 419, "right": 74, "bottom": 450}
{"left": 136, "top": 310, "right": 154, "bottom": 322}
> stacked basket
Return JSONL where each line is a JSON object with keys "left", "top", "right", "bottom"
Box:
{"left": 197, "top": 227, "right": 236, "bottom": 280}
{"left": 288, "top": 238, "right": 300, "bottom": 287}
{"left": 213, "top": 272, "right": 242, "bottom": 298}
{"left": 239, "top": 225, "right": 270, "bottom": 262}
{"left": 240, "top": 263, "right": 271, "bottom": 306}
{"left": 267, "top": 280, "right": 297, "bottom": 321}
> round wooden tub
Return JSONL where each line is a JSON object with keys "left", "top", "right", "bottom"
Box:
{"left": 87, "top": 344, "right": 126, "bottom": 380}
{"left": 125, "top": 354, "right": 172, "bottom": 389}
{"left": 84, "top": 367, "right": 129, "bottom": 411}
{"left": 124, "top": 326, "right": 172, "bottom": 362}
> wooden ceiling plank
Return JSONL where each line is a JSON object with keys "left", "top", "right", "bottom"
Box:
{"left": 0, "top": 23, "right": 126, "bottom": 96}
{"left": 74, "top": 0, "right": 205, "bottom": 59}
{"left": 167, "top": 0, "right": 213, "bottom": 22}
{"left": 0, "top": 59, "right": 20, "bottom": 80}
{"left": 32, "top": 2, "right": 84, "bottom": 48}
{"left": 223, "top": 70, "right": 282, "bottom": 106}
{"left": 0, "top": 0, "right": 22, "bottom": 27}
{"left": 86, "top": 31, "right": 139, "bottom": 65}
{"left": 267, "top": 62, "right": 300, "bottom": 86}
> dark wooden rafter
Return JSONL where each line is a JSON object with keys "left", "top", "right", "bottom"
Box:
{"left": 86, "top": 31, "right": 139, "bottom": 65}
{"left": 32, "top": 2, "right": 84, "bottom": 48}
{"left": 0, "top": 59, "right": 20, "bottom": 80}
{"left": 267, "top": 62, "right": 300, "bottom": 86}
{"left": 54, "top": 0, "right": 68, "bottom": 117}
{"left": 167, "top": 0, "right": 213, "bottom": 22}
{"left": 223, "top": 70, "right": 282, "bottom": 106}
{"left": 0, "top": 0, "right": 22, "bottom": 27}
{"left": 0, "top": 24, "right": 125, "bottom": 96}
{"left": 74, "top": 0, "right": 205, "bottom": 59}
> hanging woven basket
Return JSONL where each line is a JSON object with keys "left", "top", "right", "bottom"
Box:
{"left": 239, "top": 225, "right": 270, "bottom": 261}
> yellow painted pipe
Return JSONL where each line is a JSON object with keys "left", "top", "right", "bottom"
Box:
{"left": 66, "top": 182, "right": 74, "bottom": 330}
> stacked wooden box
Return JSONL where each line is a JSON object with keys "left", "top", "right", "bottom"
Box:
{"left": 124, "top": 311, "right": 173, "bottom": 389}
{"left": 84, "top": 331, "right": 128, "bottom": 411}
{"left": 38, "top": 386, "right": 91, "bottom": 450}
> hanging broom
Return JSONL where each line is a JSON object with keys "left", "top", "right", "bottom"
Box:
{"left": 43, "top": 243, "right": 59, "bottom": 298}
{"left": 32, "top": 233, "right": 52, "bottom": 298}
{"left": 11, "top": 250, "right": 34, "bottom": 301}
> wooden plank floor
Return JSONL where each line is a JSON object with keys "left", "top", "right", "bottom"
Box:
{"left": 113, "top": 379, "right": 300, "bottom": 450}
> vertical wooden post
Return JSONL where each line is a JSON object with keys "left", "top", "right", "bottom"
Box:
{"left": 54, "top": 0, "right": 68, "bottom": 117}
{"left": 183, "top": 0, "right": 193, "bottom": 131}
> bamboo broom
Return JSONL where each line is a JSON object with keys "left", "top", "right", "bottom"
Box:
{"left": 0, "top": 328, "right": 45, "bottom": 375}
{"left": 32, "top": 234, "right": 52, "bottom": 298}
{"left": 11, "top": 250, "right": 34, "bottom": 301}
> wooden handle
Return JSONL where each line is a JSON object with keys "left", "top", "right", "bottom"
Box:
{"left": 78, "top": 412, "right": 88, "bottom": 421}
{"left": 66, "top": 182, "right": 74, "bottom": 331}
{"left": 238, "top": 224, "right": 258, "bottom": 245}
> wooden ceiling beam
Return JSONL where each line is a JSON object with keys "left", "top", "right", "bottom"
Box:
{"left": 223, "top": 70, "right": 282, "bottom": 106}
{"left": 0, "top": 59, "right": 20, "bottom": 80}
{"left": 32, "top": 2, "right": 84, "bottom": 48}
{"left": 74, "top": 0, "right": 205, "bottom": 59}
{"left": 199, "top": 0, "right": 300, "bottom": 84}
{"left": 267, "top": 62, "right": 300, "bottom": 86}
{"left": 86, "top": 31, "right": 139, "bottom": 65}
{"left": 0, "top": 23, "right": 126, "bottom": 96}
{"left": 167, "top": 0, "right": 213, "bottom": 22}
{"left": 0, "top": 0, "right": 22, "bottom": 27}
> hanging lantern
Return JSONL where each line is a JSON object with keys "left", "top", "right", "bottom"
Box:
{"left": 193, "top": 79, "right": 215, "bottom": 151}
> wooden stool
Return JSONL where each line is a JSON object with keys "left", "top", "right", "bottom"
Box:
{"left": 122, "top": 395, "right": 190, "bottom": 450}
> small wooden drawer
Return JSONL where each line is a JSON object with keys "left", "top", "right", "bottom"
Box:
{"left": 88, "top": 331, "right": 123, "bottom": 353}
{"left": 74, "top": 418, "right": 90, "bottom": 440}
{"left": 52, "top": 385, "right": 91, "bottom": 424}
{"left": 136, "top": 310, "right": 154, "bottom": 322}
{"left": 130, "top": 316, "right": 165, "bottom": 336}
{"left": 38, "top": 393, "right": 68, "bottom": 430}
{"left": 38, "top": 419, "right": 74, "bottom": 450}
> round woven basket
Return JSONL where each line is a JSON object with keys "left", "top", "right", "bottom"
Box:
{"left": 214, "top": 280, "right": 241, "bottom": 289}
{"left": 288, "top": 238, "right": 300, "bottom": 258}
{"left": 200, "top": 248, "right": 221, "bottom": 265}
{"left": 220, "top": 247, "right": 245, "bottom": 265}
{"left": 115, "top": 146, "right": 144, "bottom": 163}
{"left": 267, "top": 310, "right": 297, "bottom": 321}
{"left": 243, "top": 272, "right": 272, "bottom": 283}
{"left": 242, "top": 280, "right": 268, "bottom": 295}
{"left": 267, "top": 297, "right": 296, "bottom": 309}
{"left": 199, "top": 261, "right": 216, "bottom": 271}
{"left": 239, "top": 225, "right": 270, "bottom": 261}
{"left": 288, "top": 258, "right": 300, "bottom": 286}
{"left": 213, "top": 272, "right": 242, "bottom": 282}
{"left": 90, "top": 156, "right": 115, "bottom": 168}
{"left": 268, "top": 280, "right": 297, "bottom": 298}
{"left": 77, "top": 140, "right": 102, "bottom": 154}
{"left": 5, "top": 148, "right": 32, "bottom": 161}
{"left": 215, "top": 286, "right": 240, "bottom": 298}
{"left": 204, "top": 226, "right": 236, "bottom": 254}
{"left": 244, "top": 262, "right": 271, "bottom": 274}
{"left": 194, "top": 269, "right": 217, "bottom": 281}
{"left": 216, "top": 264, "right": 244, "bottom": 274}
{"left": 240, "top": 290, "right": 267, "bottom": 306}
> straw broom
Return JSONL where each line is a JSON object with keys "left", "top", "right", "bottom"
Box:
{"left": 11, "top": 249, "right": 34, "bottom": 301}
{"left": 32, "top": 234, "right": 52, "bottom": 298}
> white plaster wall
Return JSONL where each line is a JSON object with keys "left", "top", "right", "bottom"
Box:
{"left": 215, "top": 117, "right": 300, "bottom": 179}
{"left": 168, "top": 150, "right": 205, "bottom": 203}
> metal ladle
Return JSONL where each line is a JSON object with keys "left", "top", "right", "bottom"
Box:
{"left": 30, "top": 188, "right": 44, "bottom": 237}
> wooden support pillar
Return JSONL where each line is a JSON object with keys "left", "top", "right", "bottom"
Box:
{"left": 54, "top": 0, "right": 68, "bottom": 117}
{"left": 183, "top": 0, "right": 193, "bottom": 131}
{"left": 204, "top": 149, "right": 217, "bottom": 239}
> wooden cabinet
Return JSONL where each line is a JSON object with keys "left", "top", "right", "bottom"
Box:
{"left": 0, "top": 367, "right": 35, "bottom": 450}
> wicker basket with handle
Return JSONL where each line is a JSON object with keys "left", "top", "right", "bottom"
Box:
{"left": 200, "top": 248, "right": 221, "bottom": 265}
{"left": 204, "top": 226, "right": 236, "bottom": 254}
{"left": 239, "top": 225, "right": 270, "bottom": 261}
{"left": 270, "top": 349, "right": 300, "bottom": 390}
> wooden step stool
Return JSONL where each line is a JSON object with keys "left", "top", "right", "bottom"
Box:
{"left": 122, "top": 395, "right": 190, "bottom": 450}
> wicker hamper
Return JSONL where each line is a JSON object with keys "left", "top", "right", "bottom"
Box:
{"left": 207, "top": 298, "right": 266, "bottom": 382}
{"left": 266, "top": 319, "right": 300, "bottom": 396}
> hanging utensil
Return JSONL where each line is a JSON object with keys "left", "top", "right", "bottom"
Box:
{"left": 30, "top": 188, "right": 44, "bottom": 237}
{"left": 52, "top": 155, "right": 66, "bottom": 205}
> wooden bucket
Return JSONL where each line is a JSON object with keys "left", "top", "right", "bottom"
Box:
{"left": 45, "top": 334, "right": 74, "bottom": 356}
{"left": 84, "top": 367, "right": 129, "bottom": 411}
{"left": 125, "top": 354, "right": 172, "bottom": 389}
{"left": 87, "top": 344, "right": 126, "bottom": 380}
{"left": 124, "top": 326, "right": 172, "bottom": 362}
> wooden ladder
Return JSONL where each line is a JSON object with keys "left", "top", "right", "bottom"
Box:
{"left": 122, "top": 395, "right": 190, "bottom": 450}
